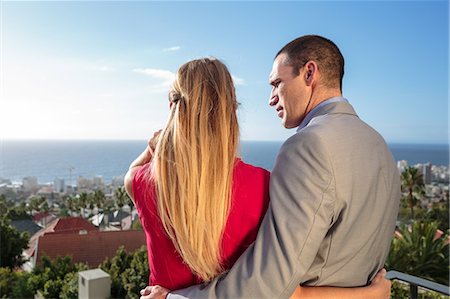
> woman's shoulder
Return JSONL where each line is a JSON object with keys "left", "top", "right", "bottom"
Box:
{"left": 235, "top": 158, "right": 270, "bottom": 177}
{"left": 132, "top": 162, "right": 156, "bottom": 209}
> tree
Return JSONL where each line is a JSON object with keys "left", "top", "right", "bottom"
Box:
{"left": 28, "top": 255, "right": 88, "bottom": 298}
{"left": 0, "top": 195, "right": 9, "bottom": 221}
{"left": 92, "top": 190, "right": 106, "bottom": 227}
{"left": 28, "top": 196, "right": 47, "bottom": 213}
{"left": 425, "top": 202, "right": 449, "bottom": 231}
{"left": 0, "top": 267, "right": 34, "bottom": 298}
{"left": 77, "top": 192, "right": 89, "bottom": 218}
{"left": 401, "top": 166, "right": 425, "bottom": 219}
{"left": 114, "top": 187, "right": 130, "bottom": 230}
{"left": 0, "top": 219, "right": 29, "bottom": 269}
{"left": 386, "top": 221, "right": 449, "bottom": 285}
{"left": 100, "top": 246, "right": 149, "bottom": 298}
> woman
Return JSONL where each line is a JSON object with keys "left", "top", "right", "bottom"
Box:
{"left": 124, "top": 57, "right": 390, "bottom": 298}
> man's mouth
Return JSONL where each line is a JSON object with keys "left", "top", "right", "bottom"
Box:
{"left": 276, "top": 106, "right": 284, "bottom": 118}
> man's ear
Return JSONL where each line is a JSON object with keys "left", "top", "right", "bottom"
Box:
{"left": 304, "top": 61, "right": 318, "bottom": 86}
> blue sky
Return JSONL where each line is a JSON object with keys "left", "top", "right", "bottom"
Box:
{"left": 2, "top": 1, "right": 448, "bottom": 144}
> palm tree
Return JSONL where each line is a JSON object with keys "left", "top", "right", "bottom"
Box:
{"left": 400, "top": 166, "right": 425, "bottom": 219}
{"left": 78, "top": 192, "right": 89, "bottom": 218}
{"left": 92, "top": 190, "right": 106, "bottom": 227}
{"left": 114, "top": 187, "right": 130, "bottom": 230}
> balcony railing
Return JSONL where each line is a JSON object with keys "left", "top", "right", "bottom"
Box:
{"left": 387, "top": 270, "right": 450, "bottom": 299}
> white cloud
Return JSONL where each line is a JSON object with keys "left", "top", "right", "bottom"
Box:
{"left": 132, "top": 68, "right": 176, "bottom": 93}
{"left": 232, "top": 74, "right": 245, "bottom": 86}
{"left": 133, "top": 68, "right": 175, "bottom": 82}
{"left": 162, "top": 46, "right": 181, "bottom": 52}
{"left": 91, "top": 65, "right": 114, "bottom": 72}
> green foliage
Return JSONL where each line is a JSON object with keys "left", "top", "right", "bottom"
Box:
{"left": 391, "top": 281, "right": 449, "bottom": 299}
{"left": 0, "top": 195, "right": 8, "bottom": 222}
{"left": 59, "top": 265, "right": 87, "bottom": 299}
{"left": 28, "top": 196, "right": 48, "bottom": 213}
{"left": 425, "top": 203, "right": 449, "bottom": 232}
{"left": 0, "top": 195, "right": 31, "bottom": 221}
{"left": 132, "top": 217, "right": 143, "bottom": 230}
{"left": 114, "top": 186, "right": 132, "bottom": 230}
{"left": 0, "top": 267, "right": 34, "bottom": 299}
{"left": 100, "top": 246, "right": 149, "bottom": 299}
{"left": 386, "top": 221, "right": 449, "bottom": 285}
{"left": 42, "top": 278, "right": 64, "bottom": 299}
{"left": 0, "top": 219, "right": 29, "bottom": 269}
{"left": 26, "top": 256, "right": 88, "bottom": 298}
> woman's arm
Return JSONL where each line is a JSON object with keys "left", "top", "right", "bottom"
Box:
{"left": 124, "top": 130, "right": 161, "bottom": 200}
{"left": 290, "top": 269, "right": 391, "bottom": 299}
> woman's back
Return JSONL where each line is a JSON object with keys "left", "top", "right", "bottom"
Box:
{"left": 132, "top": 158, "right": 270, "bottom": 290}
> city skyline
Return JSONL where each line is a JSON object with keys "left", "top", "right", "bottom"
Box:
{"left": 1, "top": 1, "right": 448, "bottom": 144}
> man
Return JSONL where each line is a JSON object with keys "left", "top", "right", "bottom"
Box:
{"left": 142, "top": 35, "right": 400, "bottom": 298}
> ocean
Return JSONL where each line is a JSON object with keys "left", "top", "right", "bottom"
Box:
{"left": 0, "top": 140, "right": 448, "bottom": 185}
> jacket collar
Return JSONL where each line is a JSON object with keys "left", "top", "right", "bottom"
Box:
{"left": 297, "top": 99, "right": 358, "bottom": 132}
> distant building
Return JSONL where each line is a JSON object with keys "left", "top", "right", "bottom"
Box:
{"left": 54, "top": 177, "right": 65, "bottom": 193}
{"left": 24, "top": 217, "right": 145, "bottom": 270}
{"left": 0, "top": 177, "right": 11, "bottom": 185}
{"left": 37, "top": 186, "right": 54, "bottom": 198}
{"left": 77, "top": 176, "right": 93, "bottom": 192}
{"left": 32, "top": 211, "right": 57, "bottom": 227}
{"left": 92, "top": 176, "right": 105, "bottom": 190}
{"left": 111, "top": 175, "right": 124, "bottom": 187}
{"left": 24, "top": 217, "right": 98, "bottom": 270}
{"left": 11, "top": 219, "right": 42, "bottom": 236}
{"left": 23, "top": 176, "right": 39, "bottom": 192}
{"left": 397, "top": 160, "right": 408, "bottom": 173}
{"left": 420, "top": 163, "right": 433, "bottom": 184}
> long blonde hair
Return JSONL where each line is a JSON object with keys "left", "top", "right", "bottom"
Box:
{"left": 151, "top": 57, "right": 239, "bottom": 281}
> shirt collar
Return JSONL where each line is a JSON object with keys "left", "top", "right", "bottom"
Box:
{"left": 296, "top": 96, "right": 349, "bottom": 132}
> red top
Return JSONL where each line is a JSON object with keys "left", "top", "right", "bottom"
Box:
{"left": 132, "top": 158, "right": 270, "bottom": 290}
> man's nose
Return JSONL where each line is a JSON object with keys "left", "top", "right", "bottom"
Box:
{"left": 269, "top": 95, "right": 279, "bottom": 106}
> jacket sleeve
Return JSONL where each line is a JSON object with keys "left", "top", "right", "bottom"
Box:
{"left": 169, "top": 132, "right": 336, "bottom": 299}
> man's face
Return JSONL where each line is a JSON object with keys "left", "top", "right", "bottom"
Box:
{"left": 269, "top": 53, "right": 309, "bottom": 129}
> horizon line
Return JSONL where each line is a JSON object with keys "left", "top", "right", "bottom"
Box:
{"left": 1, "top": 138, "right": 449, "bottom": 146}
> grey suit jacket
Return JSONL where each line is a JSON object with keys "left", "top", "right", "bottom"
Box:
{"left": 170, "top": 101, "right": 401, "bottom": 298}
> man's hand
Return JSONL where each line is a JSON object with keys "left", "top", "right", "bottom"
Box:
{"left": 140, "top": 285, "right": 169, "bottom": 299}
{"left": 370, "top": 268, "right": 391, "bottom": 299}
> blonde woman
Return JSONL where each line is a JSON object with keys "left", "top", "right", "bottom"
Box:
{"left": 124, "top": 58, "right": 389, "bottom": 298}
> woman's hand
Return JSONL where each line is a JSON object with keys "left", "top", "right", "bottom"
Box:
{"left": 124, "top": 129, "right": 163, "bottom": 199}
{"left": 148, "top": 129, "right": 162, "bottom": 155}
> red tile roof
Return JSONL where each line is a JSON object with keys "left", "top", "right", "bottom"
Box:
{"left": 51, "top": 217, "right": 97, "bottom": 233}
{"left": 35, "top": 230, "right": 146, "bottom": 268}
{"left": 33, "top": 212, "right": 52, "bottom": 222}
{"left": 26, "top": 217, "right": 97, "bottom": 258}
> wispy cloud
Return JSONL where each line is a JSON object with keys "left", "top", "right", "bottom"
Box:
{"left": 88, "top": 65, "right": 114, "bottom": 72}
{"left": 232, "top": 75, "right": 245, "bottom": 86}
{"left": 162, "top": 46, "right": 181, "bottom": 52}
{"left": 133, "top": 68, "right": 176, "bottom": 92}
{"left": 133, "top": 68, "right": 175, "bottom": 81}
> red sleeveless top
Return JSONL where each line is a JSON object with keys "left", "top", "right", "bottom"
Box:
{"left": 132, "top": 159, "right": 270, "bottom": 290}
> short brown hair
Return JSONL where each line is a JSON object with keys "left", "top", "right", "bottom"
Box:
{"left": 276, "top": 35, "right": 344, "bottom": 90}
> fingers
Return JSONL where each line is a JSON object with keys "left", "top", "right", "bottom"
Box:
{"left": 140, "top": 286, "right": 153, "bottom": 296}
{"left": 139, "top": 285, "right": 169, "bottom": 299}
{"left": 148, "top": 129, "right": 163, "bottom": 151}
